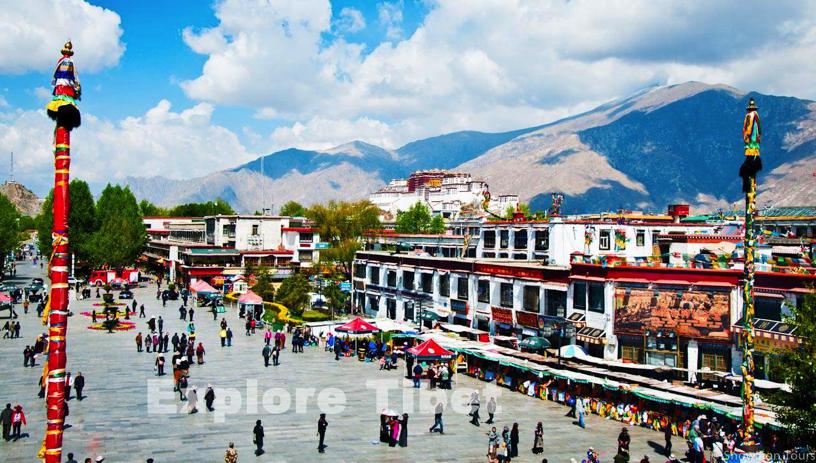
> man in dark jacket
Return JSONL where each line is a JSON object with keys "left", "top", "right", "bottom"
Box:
{"left": 204, "top": 385, "right": 215, "bottom": 412}
{"left": 74, "top": 372, "right": 85, "bottom": 401}
{"left": 253, "top": 419, "right": 264, "bottom": 455}
{"left": 262, "top": 345, "right": 272, "bottom": 367}
{"left": 317, "top": 413, "right": 328, "bottom": 453}
{"left": 1, "top": 403, "right": 11, "bottom": 441}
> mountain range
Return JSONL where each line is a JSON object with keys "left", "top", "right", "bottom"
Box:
{"left": 124, "top": 82, "right": 816, "bottom": 214}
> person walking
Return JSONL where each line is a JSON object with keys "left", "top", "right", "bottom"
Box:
{"left": 139, "top": 304, "right": 146, "bottom": 318}
{"left": 617, "top": 427, "right": 631, "bottom": 459}
{"left": 486, "top": 396, "right": 497, "bottom": 424}
{"left": 429, "top": 401, "right": 444, "bottom": 434}
{"left": 1, "top": 403, "right": 12, "bottom": 441}
{"left": 412, "top": 363, "right": 423, "bottom": 388}
{"left": 487, "top": 427, "right": 500, "bottom": 461}
{"left": 172, "top": 333, "right": 180, "bottom": 352}
{"left": 224, "top": 442, "right": 237, "bottom": 463}
{"left": 196, "top": 342, "right": 206, "bottom": 364}
{"left": 189, "top": 307, "right": 194, "bottom": 322}
{"left": 163, "top": 333, "right": 169, "bottom": 353}
{"left": 317, "top": 413, "right": 328, "bottom": 453}
{"left": 145, "top": 333, "right": 152, "bottom": 353}
{"left": 226, "top": 327, "right": 233, "bottom": 347}
{"left": 509, "top": 422, "right": 519, "bottom": 458}
{"left": 155, "top": 353, "right": 166, "bottom": 376}
{"left": 158, "top": 316, "right": 164, "bottom": 333}
{"left": 333, "top": 337, "right": 342, "bottom": 360}
{"left": 186, "top": 343, "right": 194, "bottom": 365}
{"left": 262, "top": 344, "right": 272, "bottom": 367}
{"left": 74, "top": 372, "right": 85, "bottom": 401}
{"left": 179, "top": 305, "right": 186, "bottom": 320}
{"left": 220, "top": 327, "right": 227, "bottom": 347}
{"left": 264, "top": 329, "right": 272, "bottom": 346}
{"left": 253, "top": 420, "right": 264, "bottom": 456}
{"left": 532, "top": 421, "right": 544, "bottom": 454}
{"left": 205, "top": 385, "right": 215, "bottom": 412}
{"left": 187, "top": 386, "right": 198, "bottom": 414}
{"left": 11, "top": 404, "right": 25, "bottom": 440}
{"left": 178, "top": 375, "right": 188, "bottom": 401}
{"left": 398, "top": 413, "right": 408, "bottom": 447}
{"left": 272, "top": 345, "right": 280, "bottom": 366}
{"left": 577, "top": 396, "right": 586, "bottom": 429}
{"left": 663, "top": 423, "right": 672, "bottom": 457}
{"left": 469, "top": 391, "right": 481, "bottom": 426}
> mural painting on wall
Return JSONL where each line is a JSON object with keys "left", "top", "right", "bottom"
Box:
{"left": 614, "top": 287, "right": 731, "bottom": 340}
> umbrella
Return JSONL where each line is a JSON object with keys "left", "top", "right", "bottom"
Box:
{"left": 335, "top": 317, "right": 380, "bottom": 335}
{"left": 420, "top": 310, "right": 440, "bottom": 321}
{"left": 519, "top": 336, "right": 551, "bottom": 351}
{"left": 406, "top": 338, "right": 454, "bottom": 361}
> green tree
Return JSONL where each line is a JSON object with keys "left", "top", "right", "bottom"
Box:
{"left": 17, "top": 215, "right": 36, "bottom": 230}
{"left": 251, "top": 266, "right": 277, "bottom": 302}
{"left": 168, "top": 198, "right": 235, "bottom": 217}
{"left": 36, "top": 179, "right": 97, "bottom": 263}
{"left": 280, "top": 200, "right": 306, "bottom": 217}
{"left": 429, "top": 215, "right": 446, "bottom": 234}
{"left": 139, "top": 199, "right": 168, "bottom": 216}
{"left": 0, "top": 193, "right": 20, "bottom": 268}
{"left": 395, "top": 201, "right": 445, "bottom": 235}
{"left": 769, "top": 291, "right": 816, "bottom": 443}
{"left": 323, "top": 281, "right": 346, "bottom": 318}
{"left": 306, "top": 200, "right": 381, "bottom": 274}
{"left": 87, "top": 184, "right": 145, "bottom": 268}
{"left": 276, "top": 273, "right": 311, "bottom": 314}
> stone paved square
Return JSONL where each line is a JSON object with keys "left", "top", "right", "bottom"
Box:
{"left": 2, "top": 263, "right": 672, "bottom": 462}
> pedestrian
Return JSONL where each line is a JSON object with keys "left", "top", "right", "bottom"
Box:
{"left": 139, "top": 304, "right": 145, "bottom": 318}
{"left": 74, "top": 372, "right": 85, "bottom": 401}
{"left": 91, "top": 310, "right": 97, "bottom": 323}
{"left": 225, "top": 442, "right": 237, "bottom": 463}
{"left": 172, "top": 332, "right": 180, "bottom": 352}
{"left": 262, "top": 344, "right": 271, "bottom": 367}
{"left": 179, "top": 305, "right": 186, "bottom": 320}
{"left": 158, "top": 316, "right": 164, "bottom": 333}
{"left": 264, "top": 329, "right": 272, "bottom": 346}
{"left": 253, "top": 419, "right": 264, "bottom": 455}
{"left": 186, "top": 343, "right": 194, "bottom": 365}
{"left": 155, "top": 353, "right": 165, "bottom": 376}
{"left": 405, "top": 346, "right": 414, "bottom": 378}
{"left": 617, "top": 427, "right": 630, "bottom": 458}
{"left": 220, "top": 328, "right": 227, "bottom": 347}
{"left": 317, "top": 413, "right": 328, "bottom": 453}
{"left": 272, "top": 345, "right": 280, "bottom": 366}
{"left": 135, "top": 332, "right": 143, "bottom": 352}
{"left": 62, "top": 400, "right": 69, "bottom": 429}
{"left": 188, "top": 386, "right": 198, "bottom": 414}
{"left": 226, "top": 327, "right": 233, "bottom": 347}
{"left": 487, "top": 426, "right": 499, "bottom": 461}
{"left": 1, "top": 403, "right": 11, "bottom": 441}
{"left": 145, "top": 333, "right": 152, "bottom": 353}
{"left": 196, "top": 342, "right": 205, "bottom": 364}
{"left": 469, "top": 391, "right": 481, "bottom": 426}
{"left": 577, "top": 396, "right": 586, "bottom": 429}
{"left": 220, "top": 318, "right": 228, "bottom": 330}
{"left": 163, "top": 333, "right": 169, "bottom": 353}
{"left": 486, "top": 396, "right": 497, "bottom": 424}
{"left": 663, "top": 423, "right": 672, "bottom": 456}
{"left": 65, "top": 452, "right": 77, "bottom": 463}
{"left": 334, "top": 336, "right": 342, "bottom": 360}
{"left": 189, "top": 307, "right": 194, "bottom": 322}
{"left": 429, "top": 401, "right": 444, "bottom": 434}
{"left": 412, "top": 362, "right": 423, "bottom": 388}
{"left": 509, "top": 422, "right": 519, "bottom": 458}
{"left": 205, "top": 385, "right": 215, "bottom": 412}
{"left": 532, "top": 421, "right": 544, "bottom": 454}
{"left": 398, "top": 413, "right": 408, "bottom": 447}
{"left": 179, "top": 375, "right": 188, "bottom": 401}
{"left": 23, "top": 346, "right": 30, "bottom": 367}
{"left": 11, "top": 404, "right": 25, "bottom": 440}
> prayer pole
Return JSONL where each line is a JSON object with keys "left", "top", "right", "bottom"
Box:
{"left": 40, "top": 41, "right": 82, "bottom": 463}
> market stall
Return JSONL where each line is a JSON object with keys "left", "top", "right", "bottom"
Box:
{"left": 237, "top": 290, "right": 263, "bottom": 318}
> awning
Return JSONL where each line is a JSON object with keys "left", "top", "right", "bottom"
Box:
{"left": 406, "top": 338, "right": 454, "bottom": 360}
{"left": 733, "top": 317, "right": 800, "bottom": 345}
{"left": 576, "top": 326, "right": 606, "bottom": 345}
{"left": 335, "top": 317, "right": 380, "bottom": 334}
{"left": 566, "top": 312, "right": 586, "bottom": 326}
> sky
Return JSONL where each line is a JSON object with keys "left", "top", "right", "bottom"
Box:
{"left": 1, "top": 0, "right": 815, "bottom": 196}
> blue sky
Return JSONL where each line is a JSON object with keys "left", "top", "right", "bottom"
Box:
{"left": 1, "top": 0, "right": 815, "bottom": 196}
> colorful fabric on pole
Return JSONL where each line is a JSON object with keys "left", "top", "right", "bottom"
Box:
{"left": 45, "top": 42, "right": 81, "bottom": 131}
{"left": 739, "top": 98, "right": 762, "bottom": 193}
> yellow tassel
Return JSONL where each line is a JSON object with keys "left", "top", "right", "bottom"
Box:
{"left": 41, "top": 299, "right": 51, "bottom": 326}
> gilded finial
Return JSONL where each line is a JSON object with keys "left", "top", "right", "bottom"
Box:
{"left": 746, "top": 97, "right": 757, "bottom": 111}
{"left": 61, "top": 41, "right": 74, "bottom": 56}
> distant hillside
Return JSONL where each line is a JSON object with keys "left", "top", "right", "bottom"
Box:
{"left": 0, "top": 181, "right": 42, "bottom": 216}
{"left": 125, "top": 82, "right": 816, "bottom": 214}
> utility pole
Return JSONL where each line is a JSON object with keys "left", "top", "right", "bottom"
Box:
{"left": 738, "top": 98, "right": 761, "bottom": 447}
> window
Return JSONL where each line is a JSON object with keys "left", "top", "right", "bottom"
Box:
{"left": 523, "top": 285, "right": 540, "bottom": 312}
{"left": 369, "top": 266, "right": 380, "bottom": 285}
{"left": 387, "top": 270, "right": 397, "bottom": 288}
{"left": 573, "top": 281, "right": 587, "bottom": 311}
{"left": 500, "top": 283, "right": 514, "bottom": 308}
{"left": 421, "top": 273, "right": 433, "bottom": 293}
{"left": 483, "top": 230, "right": 496, "bottom": 248}
{"left": 621, "top": 345, "right": 642, "bottom": 364}
{"left": 513, "top": 253, "right": 527, "bottom": 260}
{"left": 251, "top": 224, "right": 259, "bottom": 235}
{"left": 546, "top": 290, "right": 567, "bottom": 317}
{"left": 588, "top": 282, "right": 605, "bottom": 313}
{"left": 482, "top": 252, "right": 496, "bottom": 259}
{"left": 300, "top": 232, "right": 313, "bottom": 243}
{"left": 514, "top": 230, "right": 528, "bottom": 250}
{"left": 477, "top": 280, "right": 490, "bottom": 303}
{"left": 402, "top": 271, "right": 414, "bottom": 290}
{"left": 457, "top": 277, "right": 469, "bottom": 300}
{"left": 440, "top": 273, "right": 450, "bottom": 297}
{"left": 299, "top": 251, "right": 313, "bottom": 263}
{"left": 499, "top": 230, "right": 509, "bottom": 248}
{"left": 756, "top": 297, "right": 783, "bottom": 321}
{"left": 534, "top": 230, "right": 549, "bottom": 251}
{"left": 701, "top": 353, "right": 728, "bottom": 379}
{"left": 354, "top": 264, "right": 367, "bottom": 278}
{"left": 599, "top": 230, "right": 611, "bottom": 250}
{"left": 636, "top": 230, "right": 645, "bottom": 247}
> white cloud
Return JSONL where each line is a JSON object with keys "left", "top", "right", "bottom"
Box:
{"left": 268, "top": 116, "right": 395, "bottom": 152}
{"left": 178, "top": 0, "right": 816, "bottom": 151}
{"left": 0, "top": 0, "right": 125, "bottom": 73}
{"left": 377, "top": 1, "right": 404, "bottom": 40}
{"left": 0, "top": 101, "right": 253, "bottom": 195}
{"left": 335, "top": 7, "right": 366, "bottom": 34}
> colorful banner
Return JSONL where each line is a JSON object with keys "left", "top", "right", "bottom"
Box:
{"left": 491, "top": 306, "right": 514, "bottom": 324}
{"left": 614, "top": 287, "right": 731, "bottom": 340}
{"left": 516, "top": 310, "right": 539, "bottom": 327}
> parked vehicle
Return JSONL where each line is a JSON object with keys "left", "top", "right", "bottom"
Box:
{"left": 118, "top": 288, "right": 134, "bottom": 299}
{"left": 89, "top": 268, "right": 140, "bottom": 287}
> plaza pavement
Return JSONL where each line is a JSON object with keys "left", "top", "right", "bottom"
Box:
{"left": 1, "top": 262, "right": 673, "bottom": 462}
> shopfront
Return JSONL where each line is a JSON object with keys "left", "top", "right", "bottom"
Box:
{"left": 450, "top": 298, "right": 470, "bottom": 326}
{"left": 515, "top": 310, "right": 540, "bottom": 339}
{"left": 491, "top": 306, "right": 515, "bottom": 336}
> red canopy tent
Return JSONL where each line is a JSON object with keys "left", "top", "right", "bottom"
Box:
{"left": 191, "top": 280, "right": 218, "bottom": 294}
{"left": 238, "top": 290, "right": 263, "bottom": 304}
{"left": 406, "top": 338, "right": 454, "bottom": 361}
{"left": 335, "top": 317, "right": 380, "bottom": 335}
{"left": 0, "top": 292, "right": 12, "bottom": 303}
